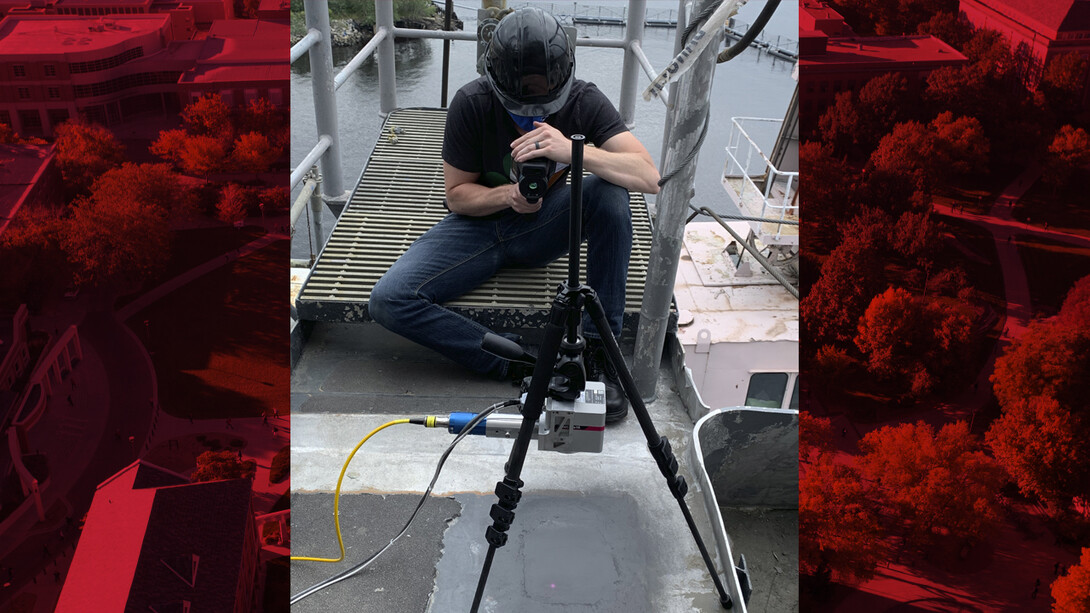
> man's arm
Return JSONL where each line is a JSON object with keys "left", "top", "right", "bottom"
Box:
{"left": 444, "top": 163, "right": 541, "bottom": 217}
{"left": 511, "top": 122, "right": 661, "bottom": 194}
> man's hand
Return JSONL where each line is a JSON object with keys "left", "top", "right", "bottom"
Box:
{"left": 506, "top": 183, "right": 541, "bottom": 214}
{"left": 511, "top": 121, "right": 660, "bottom": 194}
{"left": 511, "top": 122, "right": 570, "bottom": 164}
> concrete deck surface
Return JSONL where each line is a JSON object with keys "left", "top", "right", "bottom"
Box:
{"left": 290, "top": 323, "right": 795, "bottom": 612}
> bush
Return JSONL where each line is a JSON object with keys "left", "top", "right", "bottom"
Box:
{"left": 270, "top": 445, "right": 290, "bottom": 484}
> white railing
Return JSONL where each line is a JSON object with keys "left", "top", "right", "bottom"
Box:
{"left": 722, "top": 116, "right": 798, "bottom": 245}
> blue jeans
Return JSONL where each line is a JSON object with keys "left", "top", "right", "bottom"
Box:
{"left": 369, "top": 175, "right": 632, "bottom": 379}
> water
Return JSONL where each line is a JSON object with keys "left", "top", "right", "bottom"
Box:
{"left": 291, "top": 1, "right": 798, "bottom": 259}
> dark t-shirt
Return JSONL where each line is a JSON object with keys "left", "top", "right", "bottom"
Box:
{"left": 442, "top": 77, "right": 629, "bottom": 190}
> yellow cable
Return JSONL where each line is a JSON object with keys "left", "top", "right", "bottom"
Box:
{"left": 291, "top": 418, "right": 412, "bottom": 563}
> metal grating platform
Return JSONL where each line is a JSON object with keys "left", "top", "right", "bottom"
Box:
{"left": 296, "top": 108, "right": 656, "bottom": 336}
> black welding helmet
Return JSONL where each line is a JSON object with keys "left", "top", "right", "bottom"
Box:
{"left": 485, "top": 7, "right": 575, "bottom": 117}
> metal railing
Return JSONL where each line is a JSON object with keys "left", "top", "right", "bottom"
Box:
{"left": 722, "top": 116, "right": 798, "bottom": 245}
{"left": 289, "top": 0, "right": 663, "bottom": 236}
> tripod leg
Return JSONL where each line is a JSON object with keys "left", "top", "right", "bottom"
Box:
{"left": 470, "top": 296, "right": 572, "bottom": 613}
{"left": 582, "top": 289, "right": 734, "bottom": 609}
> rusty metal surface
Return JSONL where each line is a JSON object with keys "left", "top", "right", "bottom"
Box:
{"left": 296, "top": 108, "right": 655, "bottom": 330}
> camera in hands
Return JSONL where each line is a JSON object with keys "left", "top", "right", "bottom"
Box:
{"left": 516, "top": 158, "right": 556, "bottom": 204}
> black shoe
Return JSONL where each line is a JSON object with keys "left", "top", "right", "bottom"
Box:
{"left": 585, "top": 338, "right": 628, "bottom": 424}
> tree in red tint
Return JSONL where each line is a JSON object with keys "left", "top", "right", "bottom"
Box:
{"left": 152, "top": 130, "right": 231, "bottom": 175}
{"left": 985, "top": 396, "right": 1090, "bottom": 507}
{"left": 928, "top": 266, "right": 973, "bottom": 301}
{"left": 925, "top": 62, "right": 983, "bottom": 111}
{"left": 801, "top": 209, "right": 889, "bottom": 347}
{"left": 961, "top": 29, "right": 1016, "bottom": 81}
{"left": 217, "top": 183, "right": 249, "bottom": 225}
{"left": 0, "top": 123, "right": 46, "bottom": 146}
{"left": 1042, "top": 125, "right": 1090, "bottom": 191}
{"left": 988, "top": 287, "right": 1090, "bottom": 507}
{"left": 925, "top": 30, "right": 1021, "bottom": 129}
{"left": 832, "top": 0, "right": 957, "bottom": 35}
{"left": 178, "top": 135, "right": 229, "bottom": 175}
{"left": 855, "top": 287, "right": 975, "bottom": 398}
{"left": 991, "top": 309, "right": 1090, "bottom": 413}
{"left": 88, "top": 163, "right": 196, "bottom": 221}
{"left": 0, "top": 205, "right": 68, "bottom": 308}
{"left": 240, "top": 97, "right": 287, "bottom": 145}
{"left": 916, "top": 11, "right": 972, "bottom": 49}
{"left": 257, "top": 185, "right": 289, "bottom": 214}
{"left": 192, "top": 450, "right": 256, "bottom": 482}
{"left": 1052, "top": 547, "right": 1090, "bottom": 613}
{"left": 232, "top": 132, "right": 281, "bottom": 173}
{"left": 150, "top": 128, "right": 188, "bottom": 165}
{"left": 1041, "top": 53, "right": 1089, "bottom": 118}
{"left": 859, "top": 167, "right": 925, "bottom": 218}
{"left": 817, "top": 91, "right": 859, "bottom": 155}
{"left": 856, "top": 72, "right": 912, "bottom": 132}
{"left": 61, "top": 191, "right": 170, "bottom": 288}
{"left": 868, "top": 113, "right": 988, "bottom": 189}
{"left": 891, "top": 209, "right": 939, "bottom": 266}
{"left": 812, "top": 344, "right": 860, "bottom": 394}
{"left": 800, "top": 456, "right": 884, "bottom": 583}
{"left": 868, "top": 120, "right": 937, "bottom": 187}
{"left": 800, "top": 141, "right": 859, "bottom": 254}
{"left": 929, "top": 112, "right": 989, "bottom": 174}
{"left": 858, "top": 421, "right": 1003, "bottom": 546}
{"left": 1058, "top": 274, "right": 1090, "bottom": 324}
{"left": 54, "top": 119, "right": 125, "bottom": 198}
{"left": 182, "top": 94, "right": 233, "bottom": 141}
{"left": 819, "top": 73, "right": 913, "bottom": 159}
{"left": 799, "top": 411, "right": 834, "bottom": 463}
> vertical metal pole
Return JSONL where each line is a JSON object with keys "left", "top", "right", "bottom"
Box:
{"left": 441, "top": 0, "right": 453, "bottom": 107}
{"left": 633, "top": 0, "right": 722, "bottom": 401}
{"left": 308, "top": 168, "right": 324, "bottom": 265}
{"left": 376, "top": 0, "right": 398, "bottom": 116}
{"left": 658, "top": 0, "right": 688, "bottom": 168}
{"left": 618, "top": 0, "right": 648, "bottom": 127}
{"left": 568, "top": 135, "right": 585, "bottom": 289}
{"left": 304, "top": 0, "right": 345, "bottom": 199}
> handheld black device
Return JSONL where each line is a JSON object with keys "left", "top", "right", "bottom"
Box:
{"left": 516, "top": 158, "right": 555, "bottom": 204}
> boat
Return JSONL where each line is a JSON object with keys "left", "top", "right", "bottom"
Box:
{"left": 289, "top": 2, "right": 798, "bottom": 611}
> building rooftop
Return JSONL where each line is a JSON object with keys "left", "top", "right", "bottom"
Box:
{"left": 177, "top": 19, "right": 286, "bottom": 84}
{"left": 0, "top": 14, "right": 169, "bottom": 55}
{"left": 962, "top": 0, "right": 1090, "bottom": 37}
{"left": 798, "top": 0, "right": 854, "bottom": 36}
{"left": 127, "top": 478, "right": 252, "bottom": 611}
{"left": 56, "top": 461, "right": 253, "bottom": 612}
{"left": 256, "top": 0, "right": 287, "bottom": 13}
{"left": 0, "top": 144, "right": 54, "bottom": 238}
{"left": 800, "top": 34, "right": 967, "bottom": 67}
{"left": 52, "top": 0, "right": 154, "bottom": 7}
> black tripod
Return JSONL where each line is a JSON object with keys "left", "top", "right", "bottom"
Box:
{"left": 470, "top": 135, "right": 733, "bottom": 611}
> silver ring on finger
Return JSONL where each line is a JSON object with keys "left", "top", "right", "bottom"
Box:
{"left": 534, "top": 141, "right": 541, "bottom": 150}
